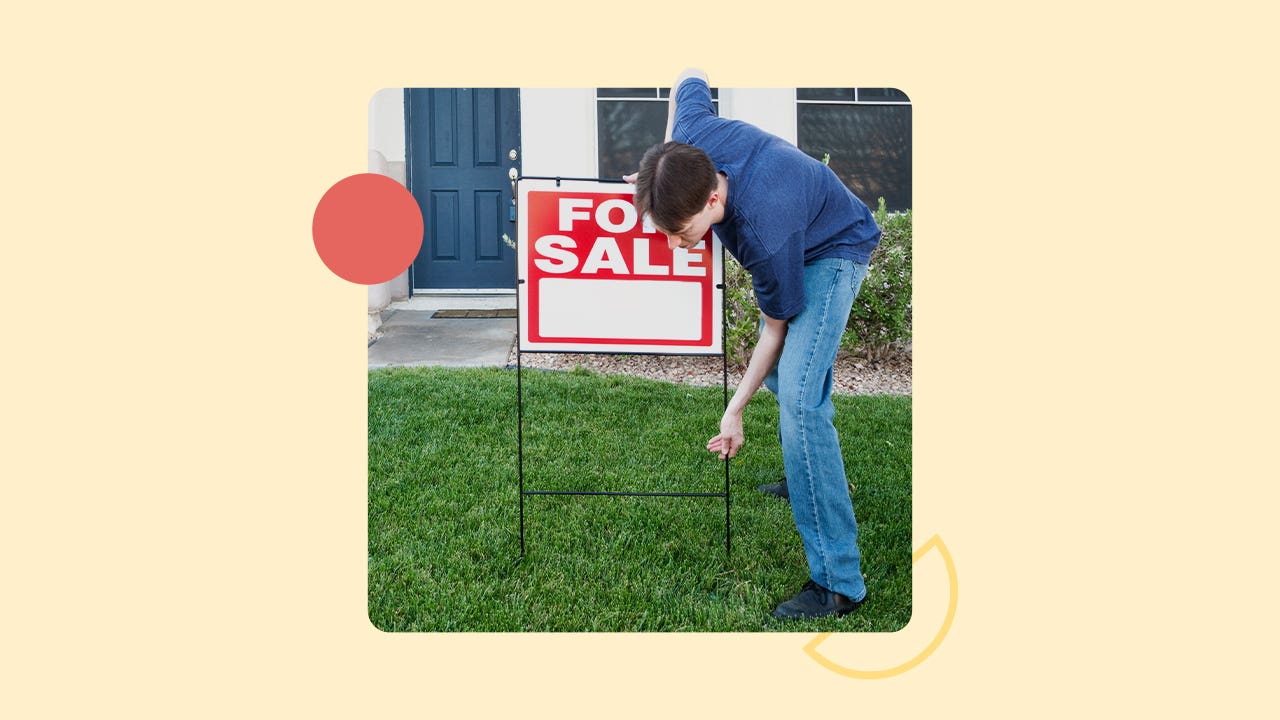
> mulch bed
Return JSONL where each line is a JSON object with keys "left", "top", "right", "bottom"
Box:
{"left": 507, "top": 345, "right": 911, "bottom": 396}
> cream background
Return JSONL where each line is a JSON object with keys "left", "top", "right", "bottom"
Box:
{"left": 3, "top": 1, "right": 1277, "bottom": 717}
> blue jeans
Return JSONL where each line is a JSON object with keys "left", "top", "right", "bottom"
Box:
{"left": 763, "top": 258, "right": 868, "bottom": 601}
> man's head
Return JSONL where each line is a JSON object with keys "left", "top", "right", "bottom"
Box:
{"left": 634, "top": 141, "right": 721, "bottom": 249}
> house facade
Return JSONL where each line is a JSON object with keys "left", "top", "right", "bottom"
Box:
{"left": 367, "top": 87, "right": 910, "bottom": 334}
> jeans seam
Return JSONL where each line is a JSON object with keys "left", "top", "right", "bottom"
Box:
{"left": 795, "top": 262, "right": 843, "bottom": 587}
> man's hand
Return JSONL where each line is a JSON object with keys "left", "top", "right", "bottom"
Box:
{"left": 622, "top": 172, "right": 637, "bottom": 184}
{"left": 666, "top": 68, "right": 709, "bottom": 142}
{"left": 707, "top": 410, "right": 745, "bottom": 460}
{"left": 707, "top": 313, "right": 787, "bottom": 461}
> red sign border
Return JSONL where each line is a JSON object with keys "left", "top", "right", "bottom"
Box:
{"left": 516, "top": 178, "right": 723, "bottom": 355}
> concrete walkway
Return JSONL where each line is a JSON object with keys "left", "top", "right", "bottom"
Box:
{"left": 368, "top": 294, "right": 517, "bottom": 369}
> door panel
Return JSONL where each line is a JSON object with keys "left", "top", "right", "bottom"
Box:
{"left": 407, "top": 88, "right": 520, "bottom": 290}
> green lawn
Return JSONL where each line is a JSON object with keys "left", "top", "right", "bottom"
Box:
{"left": 369, "top": 366, "right": 911, "bottom": 632}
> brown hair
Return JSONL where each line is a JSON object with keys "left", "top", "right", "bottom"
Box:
{"left": 633, "top": 141, "right": 717, "bottom": 233}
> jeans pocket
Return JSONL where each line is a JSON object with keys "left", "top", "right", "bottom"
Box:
{"left": 850, "top": 262, "right": 868, "bottom": 295}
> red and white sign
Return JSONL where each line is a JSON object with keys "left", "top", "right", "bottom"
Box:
{"left": 517, "top": 178, "right": 723, "bottom": 354}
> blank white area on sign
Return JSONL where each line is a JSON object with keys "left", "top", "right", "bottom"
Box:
{"left": 538, "top": 279, "right": 701, "bottom": 341}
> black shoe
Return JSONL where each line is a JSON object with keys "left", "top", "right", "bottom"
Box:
{"left": 757, "top": 477, "right": 789, "bottom": 501}
{"left": 771, "top": 580, "right": 864, "bottom": 620}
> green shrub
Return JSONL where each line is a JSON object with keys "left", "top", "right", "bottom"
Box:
{"left": 722, "top": 254, "right": 759, "bottom": 369}
{"left": 721, "top": 197, "right": 912, "bottom": 367}
{"left": 844, "top": 198, "right": 912, "bottom": 359}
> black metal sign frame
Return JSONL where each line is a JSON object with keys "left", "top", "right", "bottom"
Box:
{"left": 515, "top": 175, "right": 731, "bottom": 558}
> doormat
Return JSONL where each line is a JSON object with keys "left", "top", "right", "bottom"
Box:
{"left": 431, "top": 309, "right": 517, "bottom": 319}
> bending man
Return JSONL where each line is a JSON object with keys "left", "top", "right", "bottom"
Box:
{"left": 629, "top": 69, "right": 882, "bottom": 620}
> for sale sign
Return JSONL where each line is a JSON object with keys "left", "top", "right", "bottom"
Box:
{"left": 517, "top": 178, "right": 724, "bottom": 354}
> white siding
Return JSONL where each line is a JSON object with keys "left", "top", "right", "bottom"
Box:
{"left": 721, "top": 88, "right": 798, "bottom": 145}
{"left": 519, "top": 88, "right": 597, "bottom": 177}
{"left": 368, "top": 88, "right": 406, "bottom": 163}
{"left": 367, "top": 89, "right": 409, "bottom": 326}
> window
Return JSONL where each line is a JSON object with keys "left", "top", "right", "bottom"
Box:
{"left": 596, "top": 88, "right": 718, "bottom": 179}
{"left": 797, "top": 89, "right": 912, "bottom": 212}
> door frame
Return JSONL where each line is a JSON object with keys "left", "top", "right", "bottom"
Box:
{"left": 404, "top": 88, "right": 522, "bottom": 295}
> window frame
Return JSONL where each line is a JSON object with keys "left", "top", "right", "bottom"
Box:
{"left": 795, "top": 88, "right": 912, "bottom": 212}
{"left": 594, "top": 87, "right": 719, "bottom": 177}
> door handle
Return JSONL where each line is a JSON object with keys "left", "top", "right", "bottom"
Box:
{"left": 509, "top": 167, "right": 518, "bottom": 221}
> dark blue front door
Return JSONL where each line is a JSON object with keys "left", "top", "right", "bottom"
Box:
{"left": 406, "top": 88, "right": 520, "bottom": 290}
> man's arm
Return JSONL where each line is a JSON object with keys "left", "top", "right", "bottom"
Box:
{"left": 665, "top": 67, "right": 709, "bottom": 142}
{"left": 707, "top": 313, "right": 787, "bottom": 460}
{"left": 624, "top": 68, "right": 710, "bottom": 183}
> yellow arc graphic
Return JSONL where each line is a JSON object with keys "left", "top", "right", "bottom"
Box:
{"left": 803, "top": 534, "right": 957, "bottom": 679}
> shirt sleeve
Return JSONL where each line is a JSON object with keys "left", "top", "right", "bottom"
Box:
{"left": 749, "top": 230, "right": 807, "bottom": 321}
{"left": 672, "top": 77, "right": 716, "bottom": 144}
